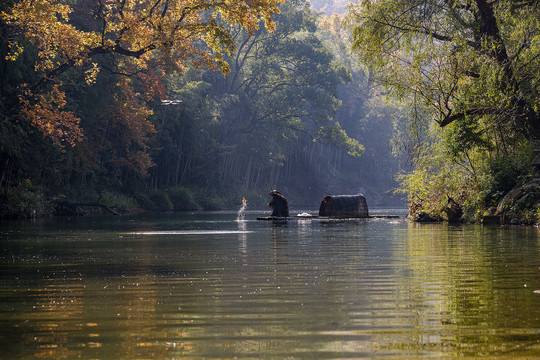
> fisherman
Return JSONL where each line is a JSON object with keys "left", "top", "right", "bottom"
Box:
{"left": 268, "top": 190, "right": 289, "bottom": 217}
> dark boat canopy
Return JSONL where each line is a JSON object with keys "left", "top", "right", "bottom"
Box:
{"left": 318, "top": 194, "right": 369, "bottom": 218}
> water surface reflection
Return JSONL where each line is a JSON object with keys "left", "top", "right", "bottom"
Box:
{"left": 1, "top": 211, "right": 540, "bottom": 359}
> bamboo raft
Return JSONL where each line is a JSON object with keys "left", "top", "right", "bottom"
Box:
{"left": 256, "top": 214, "right": 400, "bottom": 221}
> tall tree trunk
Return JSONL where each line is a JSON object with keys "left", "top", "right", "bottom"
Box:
{"left": 475, "top": 0, "right": 540, "bottom": 140}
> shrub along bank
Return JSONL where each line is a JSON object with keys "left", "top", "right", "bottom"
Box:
{"left": 0, "top": 185, "right": 259, "bottom": 219}
{"left": 398, "top": 148, "right": 540, "bottom": 225}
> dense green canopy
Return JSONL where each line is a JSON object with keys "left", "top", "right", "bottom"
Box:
{"left": 348, "top": 0, "right": 540, "bottom": 222}
{"left": 349, "top": 0, "right": 540, "bottom": 148}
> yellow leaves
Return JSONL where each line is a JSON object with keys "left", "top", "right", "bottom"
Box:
{"left": 84, "top": 63, "right": 100, "bottom": 85}
{"left": 4, "top": 0, "right": 285, "bottom": 76}
{"left": 3, "top": 0, "right": 100, "bottom": 71}
{"left": 3, "top": 0, "right": 285, "bottom": 151}
{"left": 5, "top": 42, "right": 24, "bottom": 61}
{"left": 218, "top": 0, "right": 283, "bottom": 33}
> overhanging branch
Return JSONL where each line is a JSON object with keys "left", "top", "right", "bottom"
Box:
{"left": 439, "top": 107, "right": 499, "bottom": 127}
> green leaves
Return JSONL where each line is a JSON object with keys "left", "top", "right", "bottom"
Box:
{"left": 150, "top": 0, "right": 368, "bottom": 196}
{"left": 317, "top": 122, "right": 365, "bottom": 157}
{"left": 349, "top": 0, "right": 540, "bottom": 219}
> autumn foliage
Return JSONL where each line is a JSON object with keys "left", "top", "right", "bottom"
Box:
{"left": 2, "top": 0, "right": 284, "bottom": 152}
{"left": 18, "top": 84, "right": 83, "bottom": 148}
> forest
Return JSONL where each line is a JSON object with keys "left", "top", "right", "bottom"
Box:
{"left": 1, "top": 0, "right": 539, "bottom": 224}
{"left": 349, "top": 0, "right": 540, "bottom": 224}
{"left": 0, "top": 0, "right": 402, "bottom": 218}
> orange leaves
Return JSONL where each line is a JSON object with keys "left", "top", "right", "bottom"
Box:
{"left": 4, "top": 2, "right": 96, "bottom": 148}
{"left": 3, "top": 0, "right": 285, "bottom": 152}
{"left": 111, "top": 77, "right": 156, "bottom": 146}
{"left": 3, "top": 0, "right": 286, "bottom": 83}
{"left": 138, "top": 70, "right": 167, "bottom": 101}
{"left": 18, "top": 85, "right": 83, "bottom": 149}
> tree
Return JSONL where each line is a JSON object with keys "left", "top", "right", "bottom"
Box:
{"left": 0, "top": 0, "right": 286, "bottom": 203}
{"left": 348, "top": 0, "right": 540, "bottom": 153}
{"left": 317, "top": 13, "right": 405, "bottom": 203}
{"left": 348, "top": 0, "right": 540, "bottom": 220}
{"left": 210, "top": 0, "right": 362, "bottom": 155}
{"left": 1, "top": 0, "right": 285, "bottom": 148}
{"left": 150, "top": 0, "right": 364, "bottom": 200}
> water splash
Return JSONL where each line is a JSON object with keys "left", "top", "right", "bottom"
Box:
{"left": 236, "top": 197, "right": 247, "bottom": 221}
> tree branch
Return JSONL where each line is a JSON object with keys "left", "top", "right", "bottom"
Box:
{"left": 367, "top": 14, "right": 479, "bottom": 50}
{"left": 55, "top": 200, "right": 121, "bottom": 215}
{"left": 439, "top": 107, "right": 498, "bottom": 127}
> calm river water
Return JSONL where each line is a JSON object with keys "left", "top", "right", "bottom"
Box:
{"left": 1, "top": 209, "right": 540, "bottom": 359}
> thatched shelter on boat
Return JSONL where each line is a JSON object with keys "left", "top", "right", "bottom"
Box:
{"left": 318, "top": 194, "right": 369, "bottom": 218}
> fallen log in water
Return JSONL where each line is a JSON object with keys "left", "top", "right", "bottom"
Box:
{"left": 55, "top": 200, "right": 121, "bottom": 216}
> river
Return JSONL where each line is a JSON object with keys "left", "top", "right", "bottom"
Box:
{"left": 1, "top": 209, "right": 540, "bottom": 359}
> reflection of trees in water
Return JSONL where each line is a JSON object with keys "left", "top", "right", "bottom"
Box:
{"left": 7, "top": 218, "right": 540, "bottom": 358}
{"left": 15, "top": 271, "right": 170, "bottom": 359}
{"left": 400, "top": 223, "right": 540, "bottom": 357}
{"left": 20, "top": 280, "right": 85, "bottom": 359}
{"left": 238, "top": 220, "right": 248, "bottom": 257}
{"left": 270, "top": 222, "right": 289, "bottom": 266}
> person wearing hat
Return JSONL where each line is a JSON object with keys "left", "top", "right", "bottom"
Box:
{"left": 267, "top": 190, "right": 289, "bottom": 217}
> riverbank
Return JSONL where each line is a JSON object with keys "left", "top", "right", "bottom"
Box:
{"left": 407, "top": 177, "right": 540, "bottom": 226}
{"left": 5, "top": 178, "right": 538, "bottom": 225}
{"left": 0, "top": 179, "right": 404, "bottom": 220}
{"left": 0, "top": 183, "right": 264, "bottom": 219}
